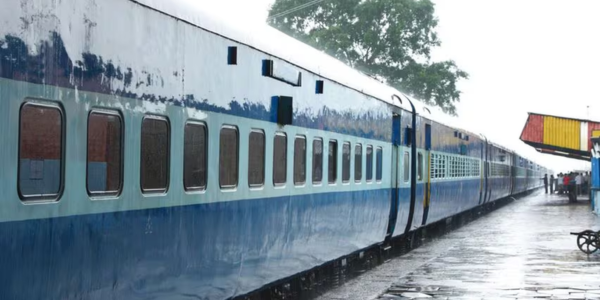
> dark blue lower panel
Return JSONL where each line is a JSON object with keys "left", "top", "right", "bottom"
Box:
{"left": 0, "top": 189, "right": 390, "bottom": 300}
{"left": 488, "top": 177, "right": 511, "bottom": 202}
{"left": 515, "top": 178, "right": 527, "bottom": 194}
{"left": 427, "top": 179, "right": 481, "bottom": 224}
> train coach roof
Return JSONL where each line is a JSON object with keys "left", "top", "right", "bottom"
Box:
{"left": 133, "top": 0, "right": 400, "bottom": 103}
{"left": 133, "top": 0, "right": 484, "bottom": 133}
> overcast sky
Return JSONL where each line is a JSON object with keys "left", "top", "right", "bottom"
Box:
{"left": 198, "top": 0, "right": 600, "bottom": 173}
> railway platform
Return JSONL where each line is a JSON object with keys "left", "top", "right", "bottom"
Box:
{"left": 317, "top": 191, "right": 600, "bottom": 300}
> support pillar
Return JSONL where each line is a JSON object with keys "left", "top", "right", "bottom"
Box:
{"left": 591, "top": 137, "right": 600, "bottom": 214}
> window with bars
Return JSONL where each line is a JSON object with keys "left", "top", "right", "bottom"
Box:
{"left": 472, "top": 160, "right": 480, "bottom": 177}
{"left": 451, "top": 157, "right": 457, "bottom": 178}
{"left": 431, "top": 153, "right": 447, "bottom": 179}
{"left": 490, "top": 163, "right": 510, "bottom": 177}
{"left": 430, "top": 154, "right": 486, "bottom": 180}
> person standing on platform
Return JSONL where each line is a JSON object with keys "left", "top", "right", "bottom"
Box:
{"left": 557, "top": 173, "right": 564, "bottom": 194}
{"left": 583, "top": 172, "right": 589, "bottom": 194}
{"left": 563, "top": 174, "right": 570, "bottom": 194}
{"left": 549, "top": 174, "right": 554, "bottom": 194}
{"left": 576, "top": 172, "right": 583, "bottom": 195}
{"left": 570, "top": 172, "right": 579, "bottom": 201}
{"left": 543, "top": 174, "right": 548, "bottom": 194}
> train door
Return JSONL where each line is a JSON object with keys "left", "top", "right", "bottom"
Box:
{"left": 385, "top": 113, "right": 402, "bottom": 239}
{"left": 421, "top": 123, "right": 432, "bottom": 225}
{"left": 481, "top": 140, "right": 490, "bottom": 204}
{"left": 509, "top": 153, "right": 515, "bottom": 195}
{"left": 485, "top": 142, "right": 492, "bottom": 203}
{"left": 479, "top": 138, "right": 484, "bottom": 205}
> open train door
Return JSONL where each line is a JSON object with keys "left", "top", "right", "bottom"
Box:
{"left": 479, "top": 135, "right": 488, "bottom": 205}
{"left": 421, "top": 122, "right": 432, "bottom": 225}
{"left": 385, "top": 111, "right": 402, "bottom": 240}
{"left": 485, "top": 140, "right": 492, "bottom": 203}
{"left": 509, "top": 152, "right": 516, "bottom": 195}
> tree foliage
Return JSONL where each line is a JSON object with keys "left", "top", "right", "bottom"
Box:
{"left": 268, "top": 0, "right": 468, "bottom": 115}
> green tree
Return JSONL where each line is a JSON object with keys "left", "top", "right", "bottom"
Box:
{"left": 268, "top": 0, "right": 468, "bottom": 115}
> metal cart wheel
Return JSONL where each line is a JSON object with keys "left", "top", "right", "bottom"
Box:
{"left": 576, "top": 230, "right": 599, "bottom": 255}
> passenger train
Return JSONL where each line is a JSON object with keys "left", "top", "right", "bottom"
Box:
{"left": 0, "top": 0, "right": 545, "bottom": 299}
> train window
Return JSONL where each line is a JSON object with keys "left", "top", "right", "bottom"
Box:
{"left": 312, "top": 138, "right": 323, "bottom": 184}
{"left": 140, "top": 116, "right": 170, "bottom": 193}
{"left": 294, "top": 136, "right": 307, "bottom": 185}
{"left": 87, "top": 111, "right": 123, "bottom": 196}
{"left": 328, "top": 140, "right": 337, "bottom": 184}
{"left": 18, "top": 102, "right": 64, "bottom": 200}
{"left": 248, "top": 130, "right": 265, "bottom": 187}
{"left": 417, "top": 153, "right": 423, "bottom": 181}
{"left": 366, "top": 145, "right": 373, "bottom": 182}
{"left": 376, "top": 147, "right": 383, "bottom": 182}
{"left": 403, "top": 152, "right": 410, "bottom": 182}
{"left": 273, "top": 132, "right": 287, "bottom": 186}
{"left": 184, "top": 122, "right": 208, "bottom": 191}
{"left": 342, "top": 142, "right": 351, "bottom": 183}
{"left": 219, "top": 126, "right": 239, "bottom": 188}
{"left": 355, "top": 144, "right": 362, "bottom": 182}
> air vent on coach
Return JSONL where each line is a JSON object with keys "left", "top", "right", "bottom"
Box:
{"left": 271, "top": 96, "right": 293, "bottom": 125}
{"left": 228, "top": 47, "right": 237, "bottom": 65}
{"left": 262, "top": 59, "right": 302, "bottom": 87}
{"left": 316, "top": 80, "right": 324, "bottom": 94}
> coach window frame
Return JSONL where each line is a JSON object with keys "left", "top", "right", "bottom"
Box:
{"left": 375, "top": 146, "right": 383, "bottom": 183}
{"left": 403, "top": 151, "right": 410, "bottom": 182}
{"left": 248, "top": 129, "right": 266, "bottom": 188}
{"left": 87, "top": 108, "right": 124, "bottom": 198}
{"left": 273, "top": 132, "right": 288, "bottom": 187}
{"left": 354, "top": 143, "right": 362, "bottom": 183}
{"left": 312, "top": 137, "right": 324, "bottom": 185}
{"left": 342, "top": 142, "right": 351, "bottom": 184}
{"left": 18, "top": 100, "right": 66, "bottom": 202}
{"left": 140, "top": 114, "right": 171, "bottom": 194}
{"left": 417, "top": 151, "right": 423, "bottom": 181}
{"left": 328, "top": 139, "right": 338, "bottom": 185}
{"left": 294, "top": 135, "right": 307, "bottom": 186}
{"left": 366, "top": 144, "right": 373, "bottom": 183}
{"left": 219, "top": 125, "right": 239, "bottom": 189}
{"left": 183, "top": 120, "right": 208, "bottom": 192}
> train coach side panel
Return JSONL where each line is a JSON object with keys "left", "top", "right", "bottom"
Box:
{"left": 0, "top": 0, "right": 395, "bottom": 298}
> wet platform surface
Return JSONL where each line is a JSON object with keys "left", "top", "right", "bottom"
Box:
{"left": 317, "top": 191, "right": 600, "bottom": 299}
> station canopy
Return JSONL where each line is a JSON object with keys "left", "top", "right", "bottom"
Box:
{"left": 520, "top": 113, "right": 600, "bottom": 161}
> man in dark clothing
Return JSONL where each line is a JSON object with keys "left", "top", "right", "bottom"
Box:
{"left": 543, "top": 174, "right": 548, "bottom": 194}
{"left": 549, "top": 174, "right": 554, "bottom": 194}
{"left": 568, "top": 172, "right": 578, "bottom": 202}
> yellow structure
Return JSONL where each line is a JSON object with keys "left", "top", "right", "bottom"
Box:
{"left": 521, "top": 113, "right": 600, "bottom": 161}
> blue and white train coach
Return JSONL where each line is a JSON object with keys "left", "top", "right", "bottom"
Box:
{"left": 0, "top": 0, "right": 545, "bottom": 299}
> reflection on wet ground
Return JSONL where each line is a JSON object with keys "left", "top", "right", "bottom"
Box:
{"left": 317, "top": 192, "right": 600, "bottom": 299}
